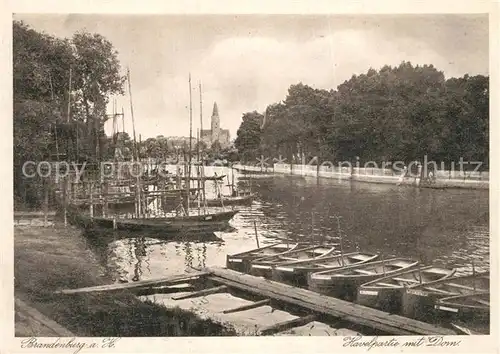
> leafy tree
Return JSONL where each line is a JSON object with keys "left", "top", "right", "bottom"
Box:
{"left": 13, "top": 20, "right": 126, "bottom": 206}
{"left": 234, "top": 111, "right": 263, "bottom": 162}
{"left": 234, "top": 62, "right": 488, "bottom": 170}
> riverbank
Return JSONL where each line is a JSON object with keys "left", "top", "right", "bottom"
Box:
{"left": 233, "top": 164, "right": 489, "bottom": 190}
{"left": 14, "top": 222, "right": 237, "bottom": 336}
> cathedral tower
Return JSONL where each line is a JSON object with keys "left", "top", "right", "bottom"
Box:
{"left": 210, "top": 102, "right": 220, "bottom": 144}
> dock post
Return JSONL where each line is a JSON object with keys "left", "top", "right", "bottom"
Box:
{"left": 63, "top": 177, "right": 68, "bottom": 228}
{"left": 43, "top": 180, "right": 49, "bottom": 227}
{"left": 253, "top": 220, "right": 260, "bottom": 248}
{"left": 89, "top": 182, "right": 94, "bottom": 219}
{"left": 103, "top": 182, "right": 108, "bottom": 218}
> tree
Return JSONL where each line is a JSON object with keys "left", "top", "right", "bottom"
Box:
{"left": 234, "top": 62, "right": 489, "bottom": 170}
{"left": 71, "top": 31, "right": 126, "bottom": 162}
{"left": 13, "top": 21, "right": 126, "bottom": 206}
{"left": 234, "top": 111, "right": 263, "bottom": 162}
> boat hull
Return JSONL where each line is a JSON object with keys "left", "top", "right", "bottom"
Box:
{"left": 308, "top": 259, "right": 419, "bottom": 301}
{"left": 308, "top": 275, "right": 371, "bottom": 301}
{"left": 250, "top": 246, "right": 338, "bottom": 279}
{"left": 434, "top": 292, "right": 490, "bottom": 326}
{"left": 226, "top": 244, "right": 300, "bottom": 274}
{"left": 401, "top": 273, "right": 490, "bottom": 321}
{"left": 226, "top": 255, "right": 254, "bottom": 273}
{"left": 434, "top": 303, "right": 490, "bottom": 325}
{"left": 205, "top": 194, "right": 254, "bottom": 207}
{"left": 249, "top": 264, "right": 274, "bottom": 278}
{"left": 356, "top": 287, "right": 405, "bottom": 314}
{"left": 271, "top": 267, "right": 309, "bottom": 287}
{"left": 356, "top": 266, "right": 455, "bottom": 314}
{"left": 68, "top": 208, "right": 237, "bottom": 235}
{"left": 272, "top": 253, "right": 379, "bottom": 288}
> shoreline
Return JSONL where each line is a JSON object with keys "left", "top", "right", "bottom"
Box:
{"left": 14, "top": 222, "right": 237, "bottom": 337}
{"left": 234, "top": 164, "right": 489, "bottom": 190}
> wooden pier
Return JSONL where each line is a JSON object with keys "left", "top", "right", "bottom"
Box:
{"left": 55, "top": 267, "right": 456, "bottom": 336}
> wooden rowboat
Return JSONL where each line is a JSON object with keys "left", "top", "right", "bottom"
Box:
{"left": 401, "top": 271, "right": 489, "bottom": 321}
{"left": 204, "top": 193, "right": 255, "bottom": 207}
{"left": 68, "top": 207, "right": 238, "bottom": 236}
{"left": 249, "top": 245, "right": 338, "bottom": 278}
{"left": 226, "top": 243, "right": 302, "bottom": 273}
{"left": 434, "top": 292, "right": 490, "bottom": 325}
{"left": 238, "top": 174, "right": 274, "bottom": 180}
{"left": 356, "top": 265, "right": 456, "bottom": 313}
{"left": 308, "top": 258, "right": 419, "bottom": 300}
{"left": 271, "top": 252, "right": 379, "bottom": 287}
{"left": 450, "top": 322, "right": 488, "bottom": 335}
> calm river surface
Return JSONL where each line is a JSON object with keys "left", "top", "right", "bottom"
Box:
{"left": 89, "top": 166, "right": 489, "bottom": 282}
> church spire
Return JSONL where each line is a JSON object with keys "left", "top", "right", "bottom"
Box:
{"left": 210, "top": 101, "right": 220, "bottom": 144}
{"left": 212, "top": 102, "right": 219, "bottom": 117}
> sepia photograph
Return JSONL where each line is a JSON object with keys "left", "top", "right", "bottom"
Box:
{"left": 10, "top": 9, "right": 493, "bottom": 345}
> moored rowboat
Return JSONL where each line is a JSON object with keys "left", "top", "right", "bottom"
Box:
{"left": 308, "top": 258, "right": 419, "bottom": 300}
{"left": 226, "top": 243, "right": 302, "bottom": 273}
{"left": 356, "top": 265, "right": 456, "bottom": 313}
{"left": 434, "top": 291, "right": 490, "bottom": 325}
{"left": 204, "top": 193, "right": 255, "bottom": 207}
{"left": 271, "top": 252, "right": 379, "bottom": 287}
{"left": 250, "top": 245, "right": 339, "bottom": 278}
{"left": 401, "top": 271, "right": 489, "bottom": 321}
{"left": 68, "top": 207, "right": 238, "bottom": 236}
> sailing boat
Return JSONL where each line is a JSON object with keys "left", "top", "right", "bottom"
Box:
{"left": 69, "top": 73, "right": 238, "bottom": 236}
{"left": 401, "top": 271, "right": 489, "bottom": 321}
{"left": 204, "top": 172, "right": 256, "bottom": 207}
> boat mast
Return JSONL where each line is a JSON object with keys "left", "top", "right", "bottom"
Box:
{"left": 199, "top": 81, "right": 207, "bottom": 212}
{"left": 67, "top": 67, "right": 72, "bottom": 123}
{"left": 127, "top": 67, "right": 142, "bottom": 217}
{"left": 127, "top": 67, "right": 139, "bottom": 162}
{"left": 186, "top": 73, "right": 193, "bottom": 215}
{"left": 197, "top": 128, "right": 201, "bottom": 215}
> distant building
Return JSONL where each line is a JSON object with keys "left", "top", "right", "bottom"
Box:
{"left": 200, "top": 102, "right": 230, "bottom": 149}
{"left": 166, "top": 136, "right": 197, "bottom": 150}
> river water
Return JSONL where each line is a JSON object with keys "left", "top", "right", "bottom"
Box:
{"left": 88, "top": 166, "right": 489, "bottom": 282}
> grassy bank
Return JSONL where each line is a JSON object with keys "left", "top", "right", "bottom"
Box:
{"left": 14, "top": 223, "right": 237, "bottom": 336}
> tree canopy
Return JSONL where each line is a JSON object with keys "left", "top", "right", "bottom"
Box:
{"left": 235, "top": 62, "right": 489, "bottom": 169}
{"left": 14, "top": 20, "right": 126, "bottom": 207}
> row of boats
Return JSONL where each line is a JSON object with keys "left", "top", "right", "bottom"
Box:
{"left": 226, "top": 242, "right": 490, "bottom": 332}
{"left": 62, "top": 170, "right": 257, "bottom": 235}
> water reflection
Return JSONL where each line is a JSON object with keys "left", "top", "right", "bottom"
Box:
{"left": 95, "top": 167, "right": 488, "bottom": 281}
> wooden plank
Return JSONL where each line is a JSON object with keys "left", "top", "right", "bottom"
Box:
{"left": 207, "top": 274, "right": 411, "bottom": 335}
{"left": 206, "top": 267, "right": 454, "bottom": 336}
{"left": 222, "top": 299, "right": 271, "bottom": 314}
{"left": 172, "top": 285, "right": 228, "bottom": 300}
{"left": 15, "top": 298, "right": 75, "bottom": 336}
{"left": 133, "top": 284, "right": 196, "bottom": 296}
{"left": 55, "top": 271, "right": 208, "bottom": 294}
{"left": 260, "top": 314, "right": 317, "bottom": 335}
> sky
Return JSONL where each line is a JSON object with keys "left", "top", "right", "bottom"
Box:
{"left": 13, "top": 14, "right": 489, "bottom": 140}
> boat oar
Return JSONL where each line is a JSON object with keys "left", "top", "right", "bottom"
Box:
{"left": 253, "top": 220, "right": 260, "bottom": 248}
{"left": 381, "top": 253, "right": 386, "bottom": 277}
{"left": 472, "top": 260, "right": 476, "bottom": 291}
{"left": 336, "top": 216, "right": 345, "bottom": 267}
{"left": 417, "top": 253, "right": 423, "bottom": 284}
